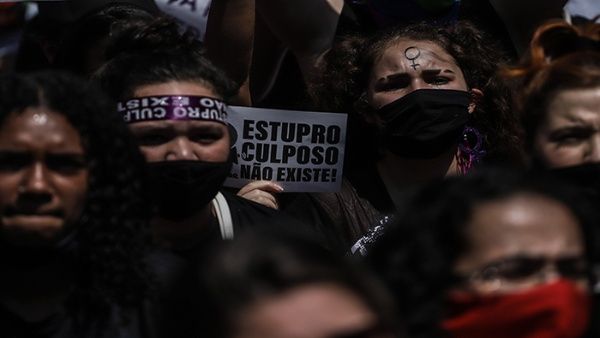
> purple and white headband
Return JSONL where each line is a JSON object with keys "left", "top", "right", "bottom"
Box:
{"left": 118, "top": 95, "right": 228, "bottom": 124}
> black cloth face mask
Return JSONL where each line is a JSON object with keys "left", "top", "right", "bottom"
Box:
{"left": 377, "top": 89, "right": 471, "bottom": 158}
{"left": 548, "top": 162, "right": 600, "bottom": 199}
{"left": 146, "top": 160, "right": 232, "bottom": 220}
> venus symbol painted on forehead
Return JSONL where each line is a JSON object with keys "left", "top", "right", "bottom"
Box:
{"left": 404, "top": 47, "right": 421, "bottom": 70}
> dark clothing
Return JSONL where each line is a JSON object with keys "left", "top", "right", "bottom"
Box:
{"left": 0, "top": 191, "right": 319, "bottom": 338}
{"left": 0, "top": 305, "right": 71, "bottom": 338}
{"left": 307, "top": 178, "right": 382, "bottom": 249}
{"left": 0, "top": 302, "right": 152, "bottom": 338}
{"left": 148, "top": 190, "right": 324, "bottom": 338}
{"left": 222, "top": 190, "right": 308, "bottom": 235}
{"left": 347, "top": 164, "right": 395, "bottom": 214}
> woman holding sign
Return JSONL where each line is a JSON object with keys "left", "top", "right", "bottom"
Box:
{"left": 94, "top": 17, "right": 312, "bottom": 251}
{"left": 94, "top": 17, "right": 320, "bottom": 337}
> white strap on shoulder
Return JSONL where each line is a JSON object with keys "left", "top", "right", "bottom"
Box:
{"left": 212, "top": 192, "right": 234, "bottom": 239}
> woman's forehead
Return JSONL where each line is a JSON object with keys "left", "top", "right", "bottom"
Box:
{"left": 378, "top": 39, "right": 459, "bottom": 68}
{"left": 132, "top": 80, "right": 220, "bottom": 99}
{"left": 128, "top": 119, "right": 228, "bottom": 131}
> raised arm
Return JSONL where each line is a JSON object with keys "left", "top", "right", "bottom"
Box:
{"left": 205, "top": 0, "right": 256, "bottom": 105}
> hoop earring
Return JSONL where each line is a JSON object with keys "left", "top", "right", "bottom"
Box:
{"left": 457, "top": 126, "right": 486, "bottom": 175}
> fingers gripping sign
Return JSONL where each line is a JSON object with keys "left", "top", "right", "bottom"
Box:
{"left": 237, "top": 180, "right": 284, "bottom": 210}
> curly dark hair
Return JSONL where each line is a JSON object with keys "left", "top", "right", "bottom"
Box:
{"left": 310, "top": 21, "right": 524, "bottom": 166}
{"left": 197, "top": 226, "right": 403, "bottom": 338}
{"left": 92, "top": 17, "right": 237, "bottom": 102}
{"left": 0, "top": 71, "right": 151, "bottom": 332}
{"left": 366, "top": 167, "right": 599, "bottom": 338}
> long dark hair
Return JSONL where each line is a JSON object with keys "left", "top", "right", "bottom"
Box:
{"left": 93, "top": 17, "right": 237, "bottom": 102}
{"left": 0, "top": 71, "right": 151, "bottom": 331}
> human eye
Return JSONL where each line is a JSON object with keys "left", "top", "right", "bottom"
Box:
{"left": 473, "top": 256, "right": 544, "bottom": 282}
{"left": 431, "top": 76, "right": 450, "bottom": 86}
{"left": 493, "top": 257, "right": 544, "bottom": 280}
{"left": 135, "top": 131, "right": 173, "bottom": 146}
{"left": 549, "top": 127, "right": 593, "bottom": 146}
{"left": 0, "top": 151, "right": 31, "bottom": 172}
{"left": 189, "top": 127, "right": 224, "bottom": 144}
{"left": 375, "top": 75, "right": 410, "bottom": 92}
{"left": 422, "top": 70, "right": 452, "bottom": 87}
{"left": 379, "top": 82, "right": 404, "bottom": 92}
{"left": 46, "top": 154, "right": 87, "bottom": 174}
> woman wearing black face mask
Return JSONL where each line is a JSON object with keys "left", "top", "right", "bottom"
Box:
{"left": 93, "top": 17, "right": 319, "bottom": 338}
{"left": 94, "top": 17, "right": 315, "bottom": 251}
{"left": 307, "top": 21, "right": 524, "bottom": 251}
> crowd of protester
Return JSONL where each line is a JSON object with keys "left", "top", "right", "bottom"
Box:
{"left": 0, "top": 0, "right": 599, "bottom": 337}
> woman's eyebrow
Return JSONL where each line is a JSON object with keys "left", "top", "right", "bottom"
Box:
{"left": 420, "top": 69, "right": 456, "bottom": 77}
{"left": 379, "top": 72, "right": 411, "bottom": 82}
{"left": 189, "top": 124, "right": 225, "bottom": 133}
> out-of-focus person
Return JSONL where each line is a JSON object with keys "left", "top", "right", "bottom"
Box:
{"left": 198, "top": 227, "right": 403, "bottom": 338}
{"left": 368, "top": 168, "right": 599, "bottom": 338}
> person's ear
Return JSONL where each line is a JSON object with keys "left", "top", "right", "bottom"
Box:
{"left": 468, "top": 88, "right": 484, "bottom": 114}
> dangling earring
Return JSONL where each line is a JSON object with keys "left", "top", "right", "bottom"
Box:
{"left": 457, "top": 126, "right": 486, "bottom": 175}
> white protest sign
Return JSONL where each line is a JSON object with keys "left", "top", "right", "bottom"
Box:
{"left": 224, "top": 106, "right": 347, "bottom": 193}
{"left": 154, "top": 0, "right": 211, "bottom": 40}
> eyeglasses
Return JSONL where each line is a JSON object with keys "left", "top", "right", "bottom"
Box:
{"left": 459, "top": 255, "right": 590, "bottom": 286}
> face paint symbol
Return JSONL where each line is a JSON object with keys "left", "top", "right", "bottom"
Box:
{"left": 404, "top": 47, "right": 421, "bottom": 70}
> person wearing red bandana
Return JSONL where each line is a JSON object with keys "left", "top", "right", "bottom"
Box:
{"left": 367, "top": 168, "right": 599, "bottom": 338}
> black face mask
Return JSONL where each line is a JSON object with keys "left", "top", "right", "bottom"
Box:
{"left": 377, "top": 89, "right": 471, "bottom": 158}
{"left": 548, "top": 162, "right": 600, "bottom": 195}
{"left": 146, "top": 160, "right": 232, "bottom": 220}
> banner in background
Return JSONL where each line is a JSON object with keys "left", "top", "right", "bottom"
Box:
{"left": 154, "top": 0, "right": 211, "bottom": 40}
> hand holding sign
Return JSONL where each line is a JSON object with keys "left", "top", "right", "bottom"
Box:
{"left": 237, "top": 180, "right": 284, "bottom": 210}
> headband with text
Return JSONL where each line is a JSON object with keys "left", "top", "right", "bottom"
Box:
{"left": 118, "top": 95, "right": 228, "bottom": 124}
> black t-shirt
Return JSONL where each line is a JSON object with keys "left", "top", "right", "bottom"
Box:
{"left": 0, "top": 192, "right": 311, "bottom": 338}
{"left": 0, "top": 305, "right": 70, "bottom": 338}
{"left": 222, "top": 190, "right": 309, "bottom": 235}
{"left": 0, "top": 302, "right": 151, "bottom": 338}
{"left": 147, "top": 190, "right": 325, "bottom": 338}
